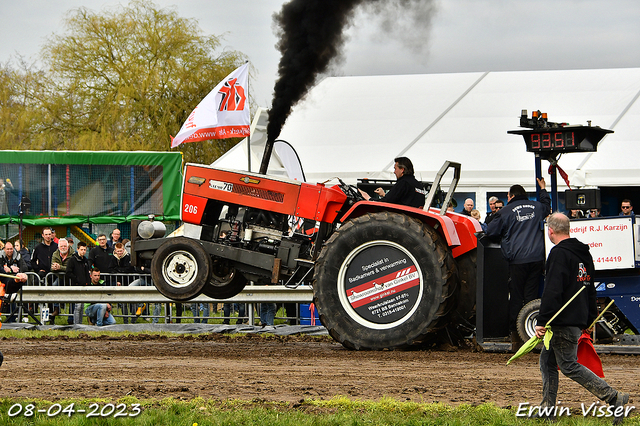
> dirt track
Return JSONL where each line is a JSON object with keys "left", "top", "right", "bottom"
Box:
{"left": 1, "top": 334, "right": 638, "bottom": 410}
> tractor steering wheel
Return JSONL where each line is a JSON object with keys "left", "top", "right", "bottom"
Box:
{"left": 338, "top": 179, "right": 364, "bottom": 202}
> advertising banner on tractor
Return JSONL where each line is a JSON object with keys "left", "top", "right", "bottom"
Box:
{"left": 544, "top": 217, "right": 635, "bottom": 270}
{"left": 342, "top": 243, "right": 421, "bottom": 325}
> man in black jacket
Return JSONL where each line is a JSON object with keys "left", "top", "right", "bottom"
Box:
{"left": 67, "top": 242, "right": 91, "bottom": 324}
{"left": 88, "top": 234, "right": 113, "bottom": 284}
{"left": 534, "top": 213, "right": 629, "bottom": 423}
{"left": 32, "top": 227, "right": 58, "bottom": 280}
{"left": 486, "top": 178, "right": 551, "bottom": 350}
{"left": 360, "top": 157, "right": 426, "bottom": 208}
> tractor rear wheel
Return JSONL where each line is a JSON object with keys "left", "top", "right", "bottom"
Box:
{"left": 201, "top": 259, "right": 247, "bottom": 299}
{"left": 151, "top": 237, "right": 210, "bottom": 301}
{"left": 313, "top": 212, "right": 458, "bottom": 350}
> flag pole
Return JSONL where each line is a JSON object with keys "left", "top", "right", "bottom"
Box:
{"left": 246, "top": 61, "right": 251, "bottom": 172}
{"left": 247, "top": 133, "right": 251, "bottom": 173}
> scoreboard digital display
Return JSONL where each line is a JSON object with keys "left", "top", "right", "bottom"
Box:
{"left": 508, "top": 126, "right": 613, "bottom": 154}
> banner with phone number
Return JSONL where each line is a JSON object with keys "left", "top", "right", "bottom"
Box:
{"left": 545, "top": 216, "right": 635, "bottom": 270}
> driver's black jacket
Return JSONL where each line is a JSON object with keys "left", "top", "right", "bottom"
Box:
{"left": 380, "top": 174, "right": 426, "bottom": 208}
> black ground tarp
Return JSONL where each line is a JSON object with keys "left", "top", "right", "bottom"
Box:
{"left": 1, "top": 322, "right": 328, "bottom": 336}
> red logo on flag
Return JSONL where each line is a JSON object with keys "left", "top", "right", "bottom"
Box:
{"left": 218, "top": 78, "right": 246, "bottom": 112}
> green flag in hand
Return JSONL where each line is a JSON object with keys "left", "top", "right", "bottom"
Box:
{"left": 506, "top": 325, "right": 550, "bottom": 365}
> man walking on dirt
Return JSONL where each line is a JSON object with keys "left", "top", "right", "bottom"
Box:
{"left": 486, "top": 178, "right": 551, "bottom": 351}
{"left": 534, "top": 213, "right": 629, "bottom": 424}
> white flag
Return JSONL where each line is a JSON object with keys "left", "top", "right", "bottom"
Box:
{"left": 171, "top": 63, "right": 250, "bottom": 148}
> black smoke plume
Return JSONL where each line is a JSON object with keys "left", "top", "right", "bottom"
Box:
{"left": 267, "top": 0, "right": 361, "bottom": 146}
{"left": 266, "top": 0, "right": 437, "bottom": 146}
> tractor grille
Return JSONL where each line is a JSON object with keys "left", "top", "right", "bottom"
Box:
{"left": 232, "top": 184, "right": 284, "bottom": 203}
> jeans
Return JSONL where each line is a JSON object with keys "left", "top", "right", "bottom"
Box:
{"left": 85, "top": 304, "right": 116, "bottom": 326}
{"left": 151, "top": 303, "right": 162, "bottom": 323}
{"left": 74, "top": 303, "right": 84, "bottom": 325}
{"left": 260, "top": 303, "right": 277, "bottom": 326}
{"left": 540, "top": 326, "right": 618, "bottom": 407}
{"left": 122, "top": 277, "right": 146, "bottom": 323}
{"left": 191, "top": 303, "right": 210, "bottom": 323}
{"left": 223, "top": 303, "right": 246, "bottom": 324}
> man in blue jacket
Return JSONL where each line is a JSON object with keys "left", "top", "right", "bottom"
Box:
{"left": 486, "top": 178, "right": 551, "bottom": 350}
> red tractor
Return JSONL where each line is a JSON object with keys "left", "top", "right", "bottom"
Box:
{"left": 132, "top": 161, "right": 480, "bottom": 350}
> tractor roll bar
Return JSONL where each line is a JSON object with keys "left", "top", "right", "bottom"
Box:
{"left": 424, "top": 161, "right": 461, "bottom": 216}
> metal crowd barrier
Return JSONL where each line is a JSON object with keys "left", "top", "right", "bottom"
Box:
{"left": 7, "top": 271, "right": 313, "bottom": 325}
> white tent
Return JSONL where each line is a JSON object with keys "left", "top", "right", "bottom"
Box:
{"left": 214, "top": 68, "right": 640, "bottom": 215}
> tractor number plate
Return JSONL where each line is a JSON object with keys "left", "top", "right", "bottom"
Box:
{"left": 209, "top": 180, "right": 233, "bottom": 192}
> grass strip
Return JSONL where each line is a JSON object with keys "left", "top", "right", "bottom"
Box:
{"left": 0, "top": 396, "right": 636, "bottom": 425}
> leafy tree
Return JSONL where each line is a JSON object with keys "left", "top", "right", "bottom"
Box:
{"left": 3, "top": 0, "right": 248, "bottom": 163}
{"left": 0, "top": 60, "right": 44, "bottom": 148}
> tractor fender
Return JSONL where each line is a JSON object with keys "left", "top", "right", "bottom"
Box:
{"left": 340, "top": 201, "right": 479, "bottom": 256}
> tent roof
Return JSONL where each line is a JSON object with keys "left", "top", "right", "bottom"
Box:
{"left": 216, "top": 68, "right": 640, "bottom": 192}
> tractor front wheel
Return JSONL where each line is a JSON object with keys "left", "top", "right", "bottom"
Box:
{"left": 151, "top": 237, "right": 210, "bottom": 301}
{"left": 201, "top": 259, "right": 247, "bottom": 299}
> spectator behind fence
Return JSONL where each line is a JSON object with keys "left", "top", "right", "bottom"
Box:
{"left": 65, "top": 237, "right": 75, "bottom": 255}
{"left": 67, "top": 242, "right": 91, "bottom": 325}
{"left": 223, "top": 303, "right": 244, "bottom": 325}
{"left": 0, "top": 241, "right": 28, "bottom": 276}
{"left": 122, "top": 238, "right": 131, "bottom": 254}
{"left": 0, "top": 241, "right": 29, "bottom": 323}
{"left": 89, "top": 234, "right": 113, "bottom": 282}
{"left": 50, "top": 238, "right": 72, "bottom": 324}
{"left": 51, "top": 228, "right": 59, "bottom": 244}
{"left": 51, "top": 239, "right": 71, "bottom": 275}
{"left": 84, "top": 269, "right": 115, "bottom": 326}
{"left": 108, "top": 228, "right": 122, "bottom": 249}
{"left": 260, "top": 303, "right": 277, "bottom": 326}
{"left": 33, "top": 228, "right": 58, "bottom": 322}
{"left": 110, "top": 242, "right": 145, "bottom": 324}
{"left": 13, "top": 240, "right": 32, "bottom": 271}
{"left": 32, "top": 227, "right": 58, "bottom": 279}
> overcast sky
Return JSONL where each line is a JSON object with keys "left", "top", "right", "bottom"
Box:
{"left": 1, "top": 0, "right": 640, "bottom": 109}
